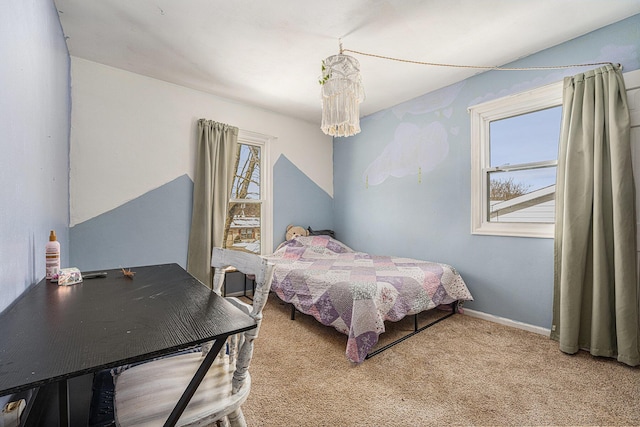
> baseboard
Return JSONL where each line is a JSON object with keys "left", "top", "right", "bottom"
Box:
{"left": 225, "top": 290, "right": 254, "bottom": 298}
{"left": 463, "top": 308, "right": 551, "bottom": 337}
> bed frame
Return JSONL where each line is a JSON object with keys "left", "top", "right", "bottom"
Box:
{"left": 288, "top": 300, "right": 461, "bottom": 360}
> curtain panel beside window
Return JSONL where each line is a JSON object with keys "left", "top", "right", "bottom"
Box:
{"left": 187, "top": 119, "right": 239, "bottom": 288}
{"left": 552, "top": 64, "right": 639, "bottom": 367}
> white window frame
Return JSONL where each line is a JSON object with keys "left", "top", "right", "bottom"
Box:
{"left": 229, "top": 130, "right": 273, "bottom": 254}
{"left": 469, "top": 81, "right": 563, "bottom": 238}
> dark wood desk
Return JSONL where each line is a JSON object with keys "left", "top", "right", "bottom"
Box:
{"left": 0, "top": 263, "right": 256, "bottom": 426}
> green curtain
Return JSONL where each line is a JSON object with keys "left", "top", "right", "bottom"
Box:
{"left": 552, "top": 64, "right": 639, "bottom": 367}
{"left": 187, "top": 119, "right": 239, "bottom": 288}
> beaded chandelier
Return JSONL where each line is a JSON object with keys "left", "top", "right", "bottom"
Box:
{"left": 319, "top": 53, "right": 365, "bottom": 137}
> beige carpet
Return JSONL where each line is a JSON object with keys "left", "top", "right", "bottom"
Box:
{"left": 242, "top": 294, "right": 639, "bottom": 426}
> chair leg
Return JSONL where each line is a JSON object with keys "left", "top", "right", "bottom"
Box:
{"left": 227, "top": 408, "right": 247, "bottom": 427}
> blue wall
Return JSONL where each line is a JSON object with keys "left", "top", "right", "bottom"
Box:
{"left": 70, "top": 175, "right": 193, "bottom": 271}
{"left": 68, "top": 154, "right": 335, "bottom": 270}
{"left": 333, "top": 15, "right": 640, "bottom": 329}
{"left": 0, "top": 0, "right": 70, "bottom": 314}
{"left": 272, "top": 155, "right": 334, "bottom": 249}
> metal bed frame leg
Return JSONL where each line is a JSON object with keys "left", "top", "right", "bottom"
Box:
{"left": 284, "top": 299, "right": 461, "bottom": 360}
{"left": 365, "top": 300, "right": 460, "bottom": 360}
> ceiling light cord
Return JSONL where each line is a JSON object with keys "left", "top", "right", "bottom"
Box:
{"left": 322, "top": 40, "right": 621, "bottom": 137}
{"left": 340, "top": 47, "right": 620, "bottom": 71}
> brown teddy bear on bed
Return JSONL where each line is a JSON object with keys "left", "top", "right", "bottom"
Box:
{"left": 286, "top": 224, "right": 309, "bottom": 241}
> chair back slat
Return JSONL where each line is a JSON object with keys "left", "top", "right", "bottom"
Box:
{"left": 211, "top": 248, "right": 274, "bottom": 394}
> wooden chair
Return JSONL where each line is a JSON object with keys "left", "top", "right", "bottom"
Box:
{"left": 112, "top": 248, "right": 273, "bottom": 426}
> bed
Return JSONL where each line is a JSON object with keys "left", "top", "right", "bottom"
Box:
{"left": 264, "top": 235, "right": 473, "bottom": 363}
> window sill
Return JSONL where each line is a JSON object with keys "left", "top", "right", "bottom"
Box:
{"left": 471, "top": 222, "right": 554, "bottom": 239}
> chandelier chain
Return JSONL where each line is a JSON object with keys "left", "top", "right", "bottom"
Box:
{"left": 341, "top": 48, "right": 617, "bottom": 71}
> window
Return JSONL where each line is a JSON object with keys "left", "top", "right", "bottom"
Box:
{"left": 469, "top": 82, "right": 563, "bottom": 238}
{"left": 223, "top": 131, "right": 272, "bottom": 254}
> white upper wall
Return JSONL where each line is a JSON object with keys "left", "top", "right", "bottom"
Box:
{"left": 69, "top": 57, "right": 333, "bottom": 226}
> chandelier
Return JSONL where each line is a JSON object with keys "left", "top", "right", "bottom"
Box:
{"left": 319, "top": 52, "right": 365, "bottom": 137}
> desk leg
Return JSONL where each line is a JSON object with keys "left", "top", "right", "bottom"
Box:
{"left": 58, "top": 380, "right": 70, "bottom": 427}
{"left": 163, "top": 336, "right": 229, "bottom": 427}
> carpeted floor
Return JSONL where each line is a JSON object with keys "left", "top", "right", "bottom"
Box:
{"left": 242, "top": 294, "right": 639, "bottom": 426}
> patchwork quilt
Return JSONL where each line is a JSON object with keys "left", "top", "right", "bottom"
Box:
{"left": 265, "top": 236, "right": 473, "bottom": 363}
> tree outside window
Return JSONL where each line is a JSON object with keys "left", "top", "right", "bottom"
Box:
{"left": 469, "top": 82, "right": 563, "bottom": 237}
{"left": 224, "top": 143, "right": 262, "bottom": 254}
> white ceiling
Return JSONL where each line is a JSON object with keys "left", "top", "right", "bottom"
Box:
{"left": 54, "top": 0, "right": 640, "bottom": 126}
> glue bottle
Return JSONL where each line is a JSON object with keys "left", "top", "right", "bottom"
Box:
{"left": 46, "top": 230, "right": 61, "bottom": 281}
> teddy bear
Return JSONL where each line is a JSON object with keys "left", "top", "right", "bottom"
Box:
{"left": 286, "top": 224, "right": 309, "bottom": 241}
